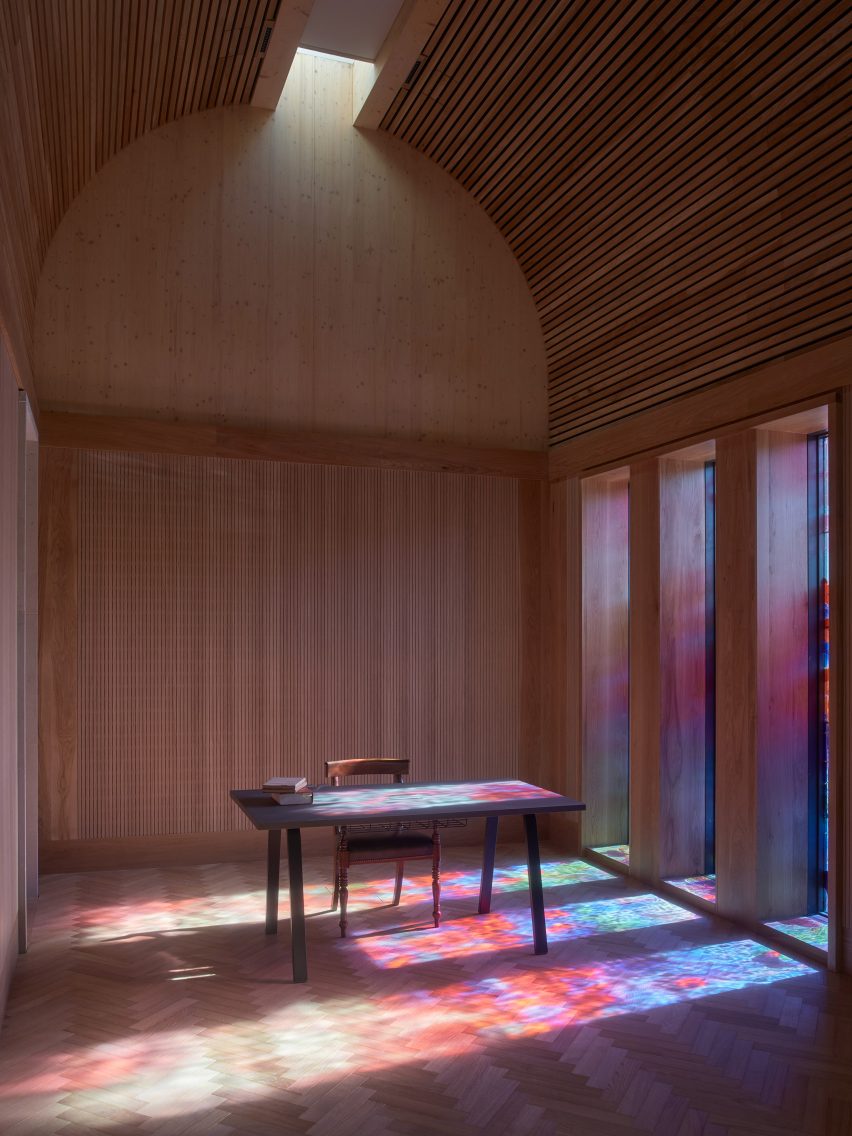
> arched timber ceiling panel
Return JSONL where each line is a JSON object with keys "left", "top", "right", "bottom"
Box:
{"left": 0, "top": 0, "right": 276, "bottom": 396}
{"left": 380, "top": 0, "right": 852, "bottom": 447}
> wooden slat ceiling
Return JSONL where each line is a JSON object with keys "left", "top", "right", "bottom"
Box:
{"left": 380, "top": 0, "right": 852, "bottom": 447}
{"left": 0, "top": 0, "right": 276, "bottom": 398}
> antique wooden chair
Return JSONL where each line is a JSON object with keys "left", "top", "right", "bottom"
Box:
{"left": 325, "top": 757, "right": 441, "bottom": 937}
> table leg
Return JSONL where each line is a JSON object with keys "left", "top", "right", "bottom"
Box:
{"left": 265, "top": 830, "right": 281, "bottom": 934}
{"left": 478, "top": 815, "right": 499, "bottom": 914}
{"left": 286, "top": 827, "right": 308, "bottom": 983}
{"left": 524, "top": 814, "right": 547, "bottom": 954}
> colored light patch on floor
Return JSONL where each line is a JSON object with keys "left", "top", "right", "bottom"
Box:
{"left": 72, "top": 860, "right": 612, "bottom": 944}
{"left": 430, "top": 858, "right": 614, "bottom": 899}
{"left": 666, "top": 874, "right": 717, "bottom": 903}
{"left": 765, "top": 915, "right": 829, "bottom": 951}
{"left": 0, "top": 940, "right": 813, "bottom": 1120}
{"left": 354, "top": 893, "right": 699, "bottom": 967}
{"left": 311, "top": 779, "right": 560, "bottom": 815}
{"left": 591, "top": 844, "right": 630, "bottom": 866}
{"left": 443, "top": 939, "right": 814, "bottom": 1038}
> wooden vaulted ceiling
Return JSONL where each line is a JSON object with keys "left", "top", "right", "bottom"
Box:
{"left": 2, "top": 1, "right": 850, "bottom": 446}
{"left": 380, "top": 0, "right": 852, "bottom": 446}
{"left": 0, "top": 0, "right": 277, "bottom": 398}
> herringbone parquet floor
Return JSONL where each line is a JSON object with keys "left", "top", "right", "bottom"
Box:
{"left": 1, "top": 847, "right": 851, "bottom": 1136}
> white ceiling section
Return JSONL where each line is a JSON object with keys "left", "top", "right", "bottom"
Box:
{"left": 300, "top": 0, "right": 406, "bottom": 61}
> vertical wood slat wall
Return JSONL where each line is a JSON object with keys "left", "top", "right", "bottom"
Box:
{"left": 40, "top": 447, "right": 535, "bottom": 841}
{"left": 0, "top": 341, "right": 21, "bottom": 1000}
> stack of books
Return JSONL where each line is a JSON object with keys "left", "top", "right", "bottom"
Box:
{"left": 262, "top": 776, "right": 313, "bottom": 805}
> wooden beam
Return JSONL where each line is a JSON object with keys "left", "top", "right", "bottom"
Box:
{"left": 549, "top": 337, "right": 852, "bottom": 481}
{"left": 353, "top": 0, "right": 449, "bottom": 129}
{"left": 39, "top": 412, "right": 548, "bottom": 481}
{"left": 544, "top": 477, "right": 582, "bottom": 852}
{"left": 716, "top": 427, "right": 811, "bottom": 924}
{"left": 629, "top": 457, "right": 708, "bottom": 884}
{"left": 580, "top": 474, "right": 630, "bottom": 850}
{"left": 250, "top": 1, "right": 315, "bottom": 110}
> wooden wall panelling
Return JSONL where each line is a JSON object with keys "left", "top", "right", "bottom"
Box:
{"left": 715, "top": 431, "right": 759, "bottom": 922}
{"left": 518, "top": 479, "right": 544, "bottom": 791}
{"left": 755, "top": 429, "right": 810, "bottom": 920}
{"left": 716, "top": 428, "right": 811, "bottom": 924}
{"left": 39, "top": 449, "right": 529, "bottom": 842}
{"left": 35, "top": 51, "right": 547, "bottom": 449}
{"left": 16, "top": 395, "right": 38, "bottom": 954}
{"left": 0, "top": 340, "right": 20, "bottom": 1013}
{"left": 627, "top": 460, "right": 661, "bottom": 881}
{"left": 0, "top": 2, "right": 44, "bottom": 406}
{"left": 580, "top": 472, "right": 629, "bottom": 850}
{"left": 657, "top": 459, "right": 707, "bottom": 879}
{"left": 37, "top": 447, "right": 78, "bottom": 843}
{"left": 0, "top": 0, "right": 281, "bottom": 414}
{"left": 629, "top": 457, "right": 708, "bottom": 884}
{"left": 380, "top": 1, "right": 852, "bottom": 445}
{"left": 543, "top": 478, "right": 582, "bottom": 851}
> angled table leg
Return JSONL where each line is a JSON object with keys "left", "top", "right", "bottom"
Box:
{"left": 478, "top": 815, "right": 499, "bottom": 914}
{"left": 286, "top": 827, "right": 308, "bottom": 983}
{"left": 524, "top": 813, "right": 547, "bottom": 954}
{"left": 265, "top": 829, "right": 281, "bottom": 934}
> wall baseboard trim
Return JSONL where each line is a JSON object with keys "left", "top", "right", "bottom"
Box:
{"left": 39, "top": 819, "right": 509, "bottom": 875}
{"left": 0, "top": 919, "right": 19, "bottom": 1035}
{"left": 39, "top": 411, "right": 548, "bottom": 481}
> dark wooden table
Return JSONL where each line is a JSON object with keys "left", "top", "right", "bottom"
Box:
{"left": 230, "top": 779, "right": 585, "bottom": 982}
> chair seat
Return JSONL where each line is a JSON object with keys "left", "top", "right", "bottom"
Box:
{"left": 346, "top": 833, "right": 435, "bottom": 859}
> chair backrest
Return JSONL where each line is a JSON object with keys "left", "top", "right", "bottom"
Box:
{"left": 325, "top": 758, "right": 409, "bottom": 786}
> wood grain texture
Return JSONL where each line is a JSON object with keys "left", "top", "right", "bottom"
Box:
{"left": 39, "top": 412, "right": 548, "bottom": 480}
{"left": 40, "top": 448, "right": 533, "bottom": 841}
{"left": 39, "top": 819, "right": 497, "bottom": 874}
{"left": 658, "top": 459, "right": 707, "bottom": 879}
{"left": 16, "top": 395, "right": 38, "bottom": 954}
{"left": 37, "top": 447, "right": 78, "bottom": 842}
{"left": 543, "top": 478, "right": 582, "bottom": 851}
{"left": 716, "top": 428, "right": 811, "bottom": 923}
{"left": 353, "top": 0, "right": 449, "bottom": 129}
{"left": 7, "top": 849, "right": 852, "bottom": 1136}
{"left": 35, "top": 52, "right": 547, "bottom": 449}
{"left": 0, "top": 339, "right": 20, "bottom": 1010}
{"left": 628, "top": 460, "right": 661, "bottom": 882}
{"left": 381, "top": 1, "right": 852, "bottom": 445}
{"left": 249, "top": 0, "right": 313, "bottom": 110}
{"left": 581, "top": 473, "right": 629, "bottom": 850}
{"left": 518, "top": 480, "right": 545, "bottom": 791}
{"left": 714, "top": 431, "right": 758, "bottom": 923}
{"left": 755, "top": 430, "right": 810, "bottom": 920}
{"left": 0, "top": 0, "right": 278, "bottom": 411}
{"left": 549, "top": 338, "right": 851, "bottom": 480}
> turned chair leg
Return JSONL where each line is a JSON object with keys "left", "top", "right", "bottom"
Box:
{"left": 331, "top": 845, "right": 340, "bottom": 912}
{"left": 339, "top": 842, "right": 349, "bottom": 938}
{"left": 431, "top": 826, "right": 441, "bottom": 928}
{"left": 392, "top": 862, "right": 404, "bottom": 906}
